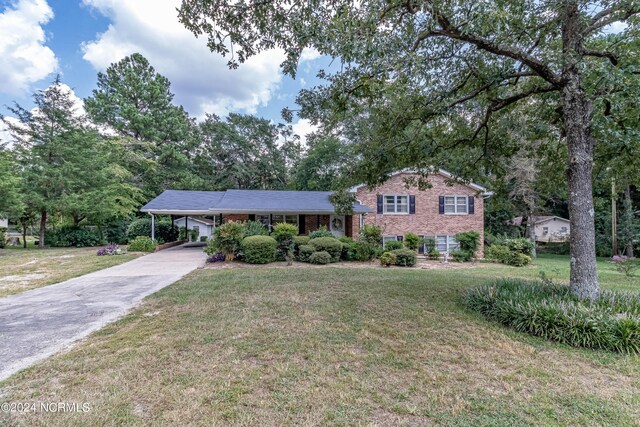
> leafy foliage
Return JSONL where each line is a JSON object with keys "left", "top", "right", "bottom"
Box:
{"left": 384, "top": 240, "right": 403, "bottom": 251}
{"left": 296, "top": 244, "right": 315, "bottom": 263}
{"left": 485, "top": 239, "right": 533, "bottom": 267}
{"left": 403, "top": 233, "right": 420, "bottom": 251}
{"left": 360, "top": 225, "right": 382, "bottom": 246}
{"left": 128, "top": 236, "right": 157, "bottom": 253}
{"left": 243, "top": 221, "right": 269, "bottom": 237}
{"left": 46, "top": 226, "right": 103, "bottom": 248}
{"left": 308, "top": 225, "right": 333, "bottom": 239}
{"left": 352, "top": 241, "right": 378, "bottom": 261}
{"left": 309, "top": 237, "right": 343, "bottom": 263}
{"left": 455, "top": 231, "right": 481, "bottom": 253}
{"left": 451, "top": 250, "right": 473, "bottom": 262}
{"left": 241, "top": 235, "right": 277, "bottom": 264}
{"left": 308, "top": 251, "right": 332, "bottom": 265}
{"left": 610, "top": 256, "right": 639, "bottom": 277}
{"left": 126, "top": 218, "right": 178, "bottom": 244}
{"left": 391, "top": 249, "right": 417, "bottom": 267}
{"left": 272, "top": 223, "right": 298, "bottom": 265}
{"left": 206, "top": 253, "right": 225, "bottom": 263}
{"left": 379, "top": 252, "right": 397, "bottom": 267}
{"left": 208, "top": 221, "right": 245, "bottom": 261}
{"left": 466, "top": 279, "right": 640, "bottom": 354}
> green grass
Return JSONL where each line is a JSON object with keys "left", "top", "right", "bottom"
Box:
{"left": 1, "top": 256, "right": 639, "bottom": 426}
{"left": 0, "top": 246, "right": 141, "bottom": 297}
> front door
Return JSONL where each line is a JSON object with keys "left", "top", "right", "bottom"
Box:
{"left": 330, "top": 215, "right": 345, "bottom": 237}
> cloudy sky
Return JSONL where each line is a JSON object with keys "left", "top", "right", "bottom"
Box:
{"left": 0, "top": 0, "right": 323, "bottom": 140}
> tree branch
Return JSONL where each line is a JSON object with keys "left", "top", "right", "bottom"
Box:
{"left": 583, "top": 8, "right": 640, "bottom": 35}
{"left": 581, "top": 48, "right": 618, "bottom": 65}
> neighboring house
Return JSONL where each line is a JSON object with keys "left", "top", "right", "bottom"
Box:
{"left": 174, "top": 216, "right": 216, "bottom": 241}
{"left": 511, "top": 216, "right": 570, "bottom": 243}
{"left": 140, "top": 170, "right": 491, "bottom": 254}
{"left": 0, "top": 218, "right": 8, "bottom": 228}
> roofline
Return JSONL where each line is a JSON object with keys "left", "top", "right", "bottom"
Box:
{"left": 141, "top": 208, "right": 372, "bottom": 215}
{"left": 348, "top": 168, "right": 493, "bottom": 196}
{"left": 141, "top": 209, "right": 215, "bottom": 215}
{"left": 533, "top": 216, "right": 570, "bottom": 224}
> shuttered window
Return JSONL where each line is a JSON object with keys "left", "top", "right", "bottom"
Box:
{"left": 383, "top": 195, "right": 409, "bottom": 214}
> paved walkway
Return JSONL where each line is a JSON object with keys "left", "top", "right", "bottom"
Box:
{"left": 0, "top": 245, "right": 206, "bottom": 381}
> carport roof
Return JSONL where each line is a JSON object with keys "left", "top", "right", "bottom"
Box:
{"left": 140, "top": 189, "right": 373, "bottom": 215}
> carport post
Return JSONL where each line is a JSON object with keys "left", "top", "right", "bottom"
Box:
{"left": 151, "top": 213, "right": 155, "bottom": 241}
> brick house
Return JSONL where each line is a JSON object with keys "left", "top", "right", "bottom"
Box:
{"left": 140, "top": 170, "right": 490, "bottom": 254}
{"left": 350, "top": 171, "right": 491, "bottom": 255}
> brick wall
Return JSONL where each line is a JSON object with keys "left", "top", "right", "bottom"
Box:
{"left": 355, "top": 172, "right": 485, "bottom": 254}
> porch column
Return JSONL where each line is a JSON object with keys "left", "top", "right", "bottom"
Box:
{"left": 151, "top": 214, "right": 155, "bottom": 241}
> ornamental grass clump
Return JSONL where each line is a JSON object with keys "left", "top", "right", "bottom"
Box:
{"left": 466, "top": 279, "right": 640, "bottom": 354}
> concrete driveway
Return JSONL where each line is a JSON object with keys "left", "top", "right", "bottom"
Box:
{"left": 0, "top": 245, "right": 206, "bottom": 381}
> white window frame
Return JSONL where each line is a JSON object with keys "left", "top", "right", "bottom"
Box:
{"left": 383, "top": 194, "right": 409, "bottom": 214}
{"left": 435, "top": 235, "right": 459, "bottom": 253}
{"left": 444, "top": 195, "right": 469, "bottom": 215}
{"left": 271, "top": 214, "right": 299, "bottom": 226}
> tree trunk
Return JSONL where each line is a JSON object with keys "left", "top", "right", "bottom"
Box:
{"left": 527, "top": 213, "right": 537, "bottom": 260}
{"left": 562, "top": 77, "right": 599, "bottom": 299}
{"left": 625, "top": 185, "right": 634, "bottom": 258}
{"left": 562, "top": 0, "right": 599, "bottom": 300}
{"left": 39, "top": 210, "right": 47, "bottom": 249}
{"left": 22, "top": 224, "right": 27, "bottom": 249}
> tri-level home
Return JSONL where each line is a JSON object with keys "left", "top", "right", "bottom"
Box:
{"left": 140, "top": 170, "right": 491, "bottom": 254}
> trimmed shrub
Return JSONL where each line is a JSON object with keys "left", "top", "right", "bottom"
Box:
{"left": 427, "top": 249, "right": 441, "bottom": 260}
{"left": 451, "top": 250, "right": 473, "bottom": 262}
{"left": 128, "top": 236, "right": 157, "bottom": 252}
{"left": 391, "top": 248, "right": 417, "bottom": 267}
{"left": 242, "top": 235, "right": 277, "bottom": 264}
{"left": 340, "top": 241, "right": 355, "bottom": 261}
{"left": 456, "top": 231, "right": 481, "bottom": 253}
{"left": 485, "top": 244, "right": 511, "bottom": 262}
{"left": 206, "top": 221, "right": 245, "bottom": 261}
{"left": 103, "top": 218, "right": 131, "bottom": 245}
{"left": 297, "top": 244, "right": 315, "bottom": 262}
{"left": 379, "top": 251, "right": 397, "bottom": 267}
{"left": 353, "top": 241, "right": 377, "bottom": 261}
{"left": 384, "top": 240, "right": 403, "bottom": 251}
{"left": 309, "top": 225, "right": 334, "bottom": 239}
{"left": 126, "top": 218, "right": 178, "bottom": 244}
{"left": 309, "top": 237, "right": 343, "bottom": 262}
{"left": 244, "top": 221, "right": 269, "bottom": 236}
{"left": 46, "top": 226, "right": 103, "bottom": 247}
{"left": 360, "top": 224, "right": 382, "bottom": 246}
{"left": 273, "top": 223, "right": 298, "bottom": 265}
{"left": 466, "top": 279, "right": 640, "bottom": 354}
{"left": 506, "top": 238, "right": 535, "bottom": 257}
{"left": 511, "top": 252, "right": 532, "bottom": 267}
{"left": 293, "top": 235, "right": 311, "bottom": 248}
{"left": 309, "top": 251, "right": 332, "bottom": 265}
{"left": 404, "top": 233, "right": 420, "bottom": 251}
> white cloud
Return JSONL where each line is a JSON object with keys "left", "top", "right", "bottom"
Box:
{"left": 291, "top": 118, "right": 318, "bottom": 146}
{"left": 0, "top": 0, "right": 58, "bottom": 95}
{"left": 81, "top": 0, "right": 286, "bottom": 119}
{"left": 300, "top": 47, "right": 321, "bottom": 62}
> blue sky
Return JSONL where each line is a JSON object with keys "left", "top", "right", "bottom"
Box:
{"left": 0, "top": 0, "right": 326, "bottom": 138}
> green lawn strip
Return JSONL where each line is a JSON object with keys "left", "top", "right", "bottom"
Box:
{"left": 0, "top": 247, "right": 140, "bottom": 297}
{"left": 1, "top": 260, "right": 639, "bottom": 426}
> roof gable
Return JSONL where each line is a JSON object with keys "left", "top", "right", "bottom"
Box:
{"left": 349, "top": 168, "right": 492, "bottom": 195}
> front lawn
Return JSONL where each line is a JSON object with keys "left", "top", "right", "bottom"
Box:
{"left": 0, "top": 247, "right": 141, "bottom": 298}
{"left": 2, "top": 258, "right": 639, "bottom": 426}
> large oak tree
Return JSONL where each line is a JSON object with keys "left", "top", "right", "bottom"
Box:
{"left": 179, "top": 0, "right": 639, "bottom": 300}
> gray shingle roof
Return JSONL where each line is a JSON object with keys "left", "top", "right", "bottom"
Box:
{"left": 141, "top": 190, "right": 226, "bottom": 212}
{"left": 141, "top": 189, "right": 372, "bottom": 214}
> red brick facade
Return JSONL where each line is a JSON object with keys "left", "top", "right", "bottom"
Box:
{"left": 353, "top": 172, "right": 485, "bottom": 254}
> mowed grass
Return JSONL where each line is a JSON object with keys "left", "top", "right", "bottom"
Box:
{"left": 0, "top": 247, "right": 141, "bottom": 297}
{"left": 1, "top": 256, "right": 640, "bottom": 426}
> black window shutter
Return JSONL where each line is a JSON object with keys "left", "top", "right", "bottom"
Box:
{"left": 409, "top": 195, "right": 416, "bottom": 214}
{"left": 438, "top": 196, "right": 445, "bottom": 214}
{"left": 299, "top": 215, "right": 306, "bottom": 234}
{"left": 468, "top": 196, "right": 475, "bottom": 214}
{"left": 377, "top": 195, "right": 383, "bottom": 214}
{"left": 418, "top": 235, "right": 425, "bottom": 254}
{"left": 248, "top": 214, "right": 256, "bottom": 221}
